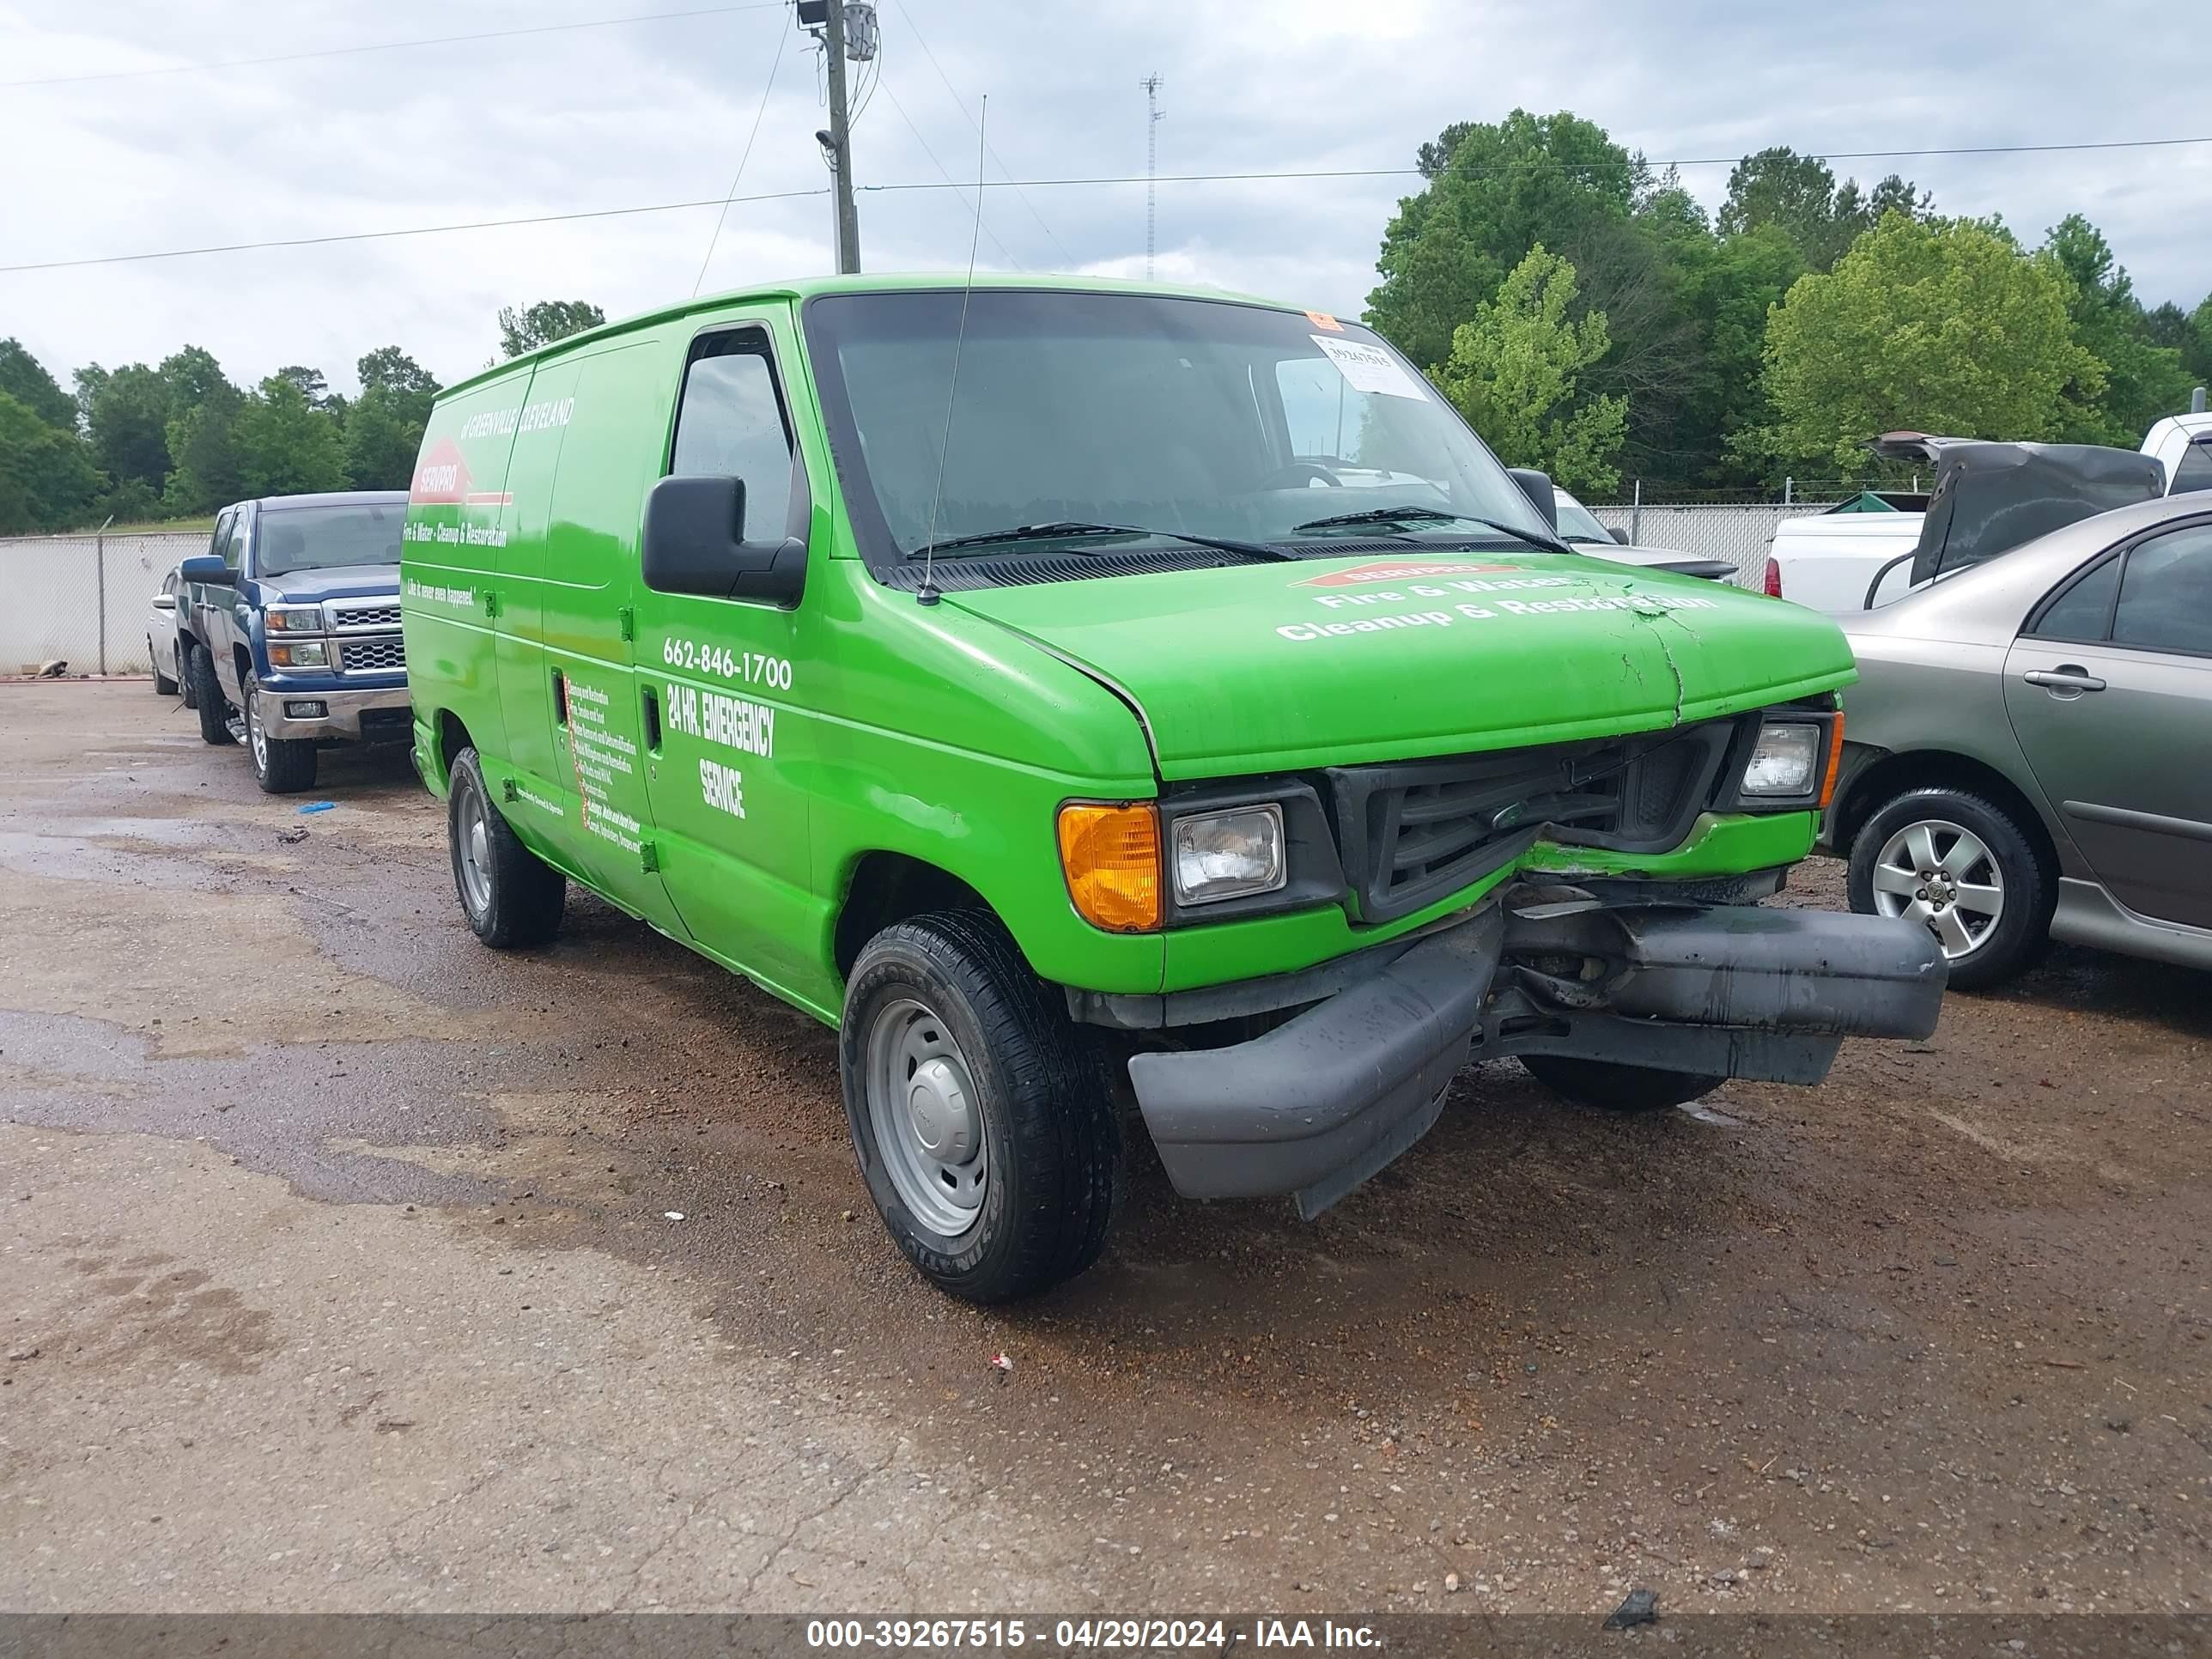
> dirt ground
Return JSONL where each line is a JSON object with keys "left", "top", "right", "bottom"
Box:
{"left": 1, "top": 680, "right": 2207, "bottom": 1618}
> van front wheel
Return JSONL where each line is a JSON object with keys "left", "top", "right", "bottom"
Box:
{"left": 842, "top": 912, "right": 1120, "bottom": 1303}
{"left": 447, "top": 747, "right": 566, "bottom": 949}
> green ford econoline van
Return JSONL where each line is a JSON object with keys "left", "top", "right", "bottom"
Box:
{"left": 401, "top": 275, "right": 1944, "bottom": 1301}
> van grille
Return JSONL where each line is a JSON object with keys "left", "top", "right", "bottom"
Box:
{"left": 1328, "top": 721, "right": 1739, "bottom": 925}
{"left": 336, "top": 635, "right": 405, "bottom": 674}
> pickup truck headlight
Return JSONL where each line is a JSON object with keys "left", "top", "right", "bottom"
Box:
{"left": 265, "top": 605, "right": 325, "bottom": 632}
{"left": 1170, "top": 805, "right": 1286, "bottom": 905}
{"left": 268, "top": 640, "right": 329, "bottom": 668}
{"left": 1741, "top": 721, "right": 1822, "bottom": 797}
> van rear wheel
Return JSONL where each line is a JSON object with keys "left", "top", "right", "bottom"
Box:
{"left": 447, "top": 747, "right": 566, "bottom": 949}
{"left": 841, "top": 912, "right": 1120, "bottom": 1303}
{"left": 151, "top": 644, "right": 178, "bottom": 697}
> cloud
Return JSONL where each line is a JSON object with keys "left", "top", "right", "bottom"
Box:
{"left": 2, "top": 0, "right": 2206, "bottom": 397}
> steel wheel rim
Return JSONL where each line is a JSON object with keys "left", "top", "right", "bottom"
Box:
{"left": 454, "top": 775, "right": 494, "bottom": 917}
{"left": 1870, "top": 817, "right": 2004, "bottom": 961}
{"left": 864, "top": 994, "right": 988, "bottom": 1238}
{"left": 246, "top": 683, "right": 268, "bottom": 773}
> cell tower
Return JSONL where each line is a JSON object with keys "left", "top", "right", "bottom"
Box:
{"left": 1140, "top": 73, "right": 1164, "bottom": 280}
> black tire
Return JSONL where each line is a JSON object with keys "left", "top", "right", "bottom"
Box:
{"left": 189, "top": 644, "right": 233, "bottom": 744}
{"left": 447, "top": 746, "right": 566, "bottom": 949}
{"left": 1522, "top": 1054, "right": 1725, "bottom": 1113}
{"left": 151, "top": 643, "right": 178, "bottom": 697}
{"left": 243, "top": 672, "right": 318, "bottom": 793}
{"left": 178, "top": 642, "right": 198, "bottom": 709}
{"left": 841, "top": 911, "right": 1121, "bottom": 1303}
{"left": 1846, "top": 786, "right": 2051, "bottom": 991}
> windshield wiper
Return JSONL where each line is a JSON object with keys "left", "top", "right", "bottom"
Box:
{"left": 908, "top": 520, "right": 1293, "bottom": 562}
{"left": 1292, "top": 505, "right": 1573, "bottom": 556}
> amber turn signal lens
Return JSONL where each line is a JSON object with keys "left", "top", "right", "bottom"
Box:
{"left": 1056, "top": 802, "right": 1162, "bottom": 933}
{"left": 1819, "top": 710, "right": 1845, "bottom": 810}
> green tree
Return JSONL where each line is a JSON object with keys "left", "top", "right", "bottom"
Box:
{"left": 2038, "top": 215, "right": 2194, "bottom": 445}
{"left": 0, "top": 339, "right": 78, "bottom": 431}
{"left": 497, "top": 300, "right": 605, "bottom": 360}
{"left": 76, "top": 362, "right": 172, "bottom": 498}
{"left": 231, "top": 375, "right": 348, "bottom": 498}
{"left": 1753, "top": 213, "right": 2100, "bottom": 477}
{"left": 1718, "top": 148, "right": 1930, "bottom": 271}
{"left": 155, "top": 346, "right": 244, "bottom": 515}
{"left": 1660, "top": 222, "right": 1807, "bottom": 485}
{"left": 2144, "top": 300, "right": 2212, "bottom": 386}
{"left": 344, "top": 347, "right": 440, "bottom": 491}
{"left": 1432, "top": 245, "right": 1627, "bottom": 494}
{"left": 0, "top": 390, "right": 104, "bottom": 533}
{"left": 1366, "top": 112, "right": 1637, "bottom": 374}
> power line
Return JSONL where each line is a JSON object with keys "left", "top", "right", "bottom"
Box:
{"left": 0, "top": 190, "right": 827, "bottom": 274}
{"left": 691, "top": 9, "right": 793, "bottom": 295}
{"left": 890, "top": 1, "right": 1075, "bottom": 269}
{"left": 0, "top": 2, "right": 790, "bottom": 89}
{"left": 878, "top": 80, "right": 1023, "bottom": 270}
{"left": 12, "top": 134, "right": 2212, "bottom": 275}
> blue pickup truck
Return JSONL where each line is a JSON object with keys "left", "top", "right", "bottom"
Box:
{"left": 177, "top": 491, "right": 411, "bottom": 793}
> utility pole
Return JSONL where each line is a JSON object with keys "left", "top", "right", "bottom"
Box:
{"left": 1140, "top": 73, "right": 1164, "bottom": 280}
{"left": 816, "top": 1, "right": 863, "bottom": 274}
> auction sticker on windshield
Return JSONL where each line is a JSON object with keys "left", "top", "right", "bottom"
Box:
{"left": 1310, "top": 334, "right": 1427, "bottom": 399}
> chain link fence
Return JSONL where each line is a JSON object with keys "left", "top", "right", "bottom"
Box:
{"left": 1583, "top": 500, "right": 1846, "bottom": 587}
{"left": 0, "top": 531, "right": 207, "bottom": 675}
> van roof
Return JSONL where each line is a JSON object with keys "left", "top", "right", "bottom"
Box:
{"left": 440, "top": 271, "right": 1310, "bottom": 398}
{"left": 246, "top": 490, "right": 410, "bottom": 513}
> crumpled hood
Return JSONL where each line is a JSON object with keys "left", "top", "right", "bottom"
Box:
{"left": 258, "top": 563, "right": 401, "bottom": 605}
{"left": 947, "top": 551, "right": 1856, "bottom": 778}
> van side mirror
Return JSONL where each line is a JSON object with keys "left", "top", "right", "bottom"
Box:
{"left": 641, "top": 475, "right": 806, "bottom": 606}
{"left": 179, "top": 555, "right": 231, "bottom": 584}
{"left": 1507, "top": 468, "right": 1558, "bottom": 531}
{"left": 1608, "top": 525, "right": 1631, "bottom": 546}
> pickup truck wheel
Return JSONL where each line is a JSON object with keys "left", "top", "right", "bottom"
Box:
{"left": 1847, "top": 787, "right": 2050, "bottom": 991}
{"left": 842, "top": 912, "right": 1120, "bottom": 1303}
{"left": 151, "top": 643, "right": 177, "bottom": 697}
{"left": 244, "top": 673, "right": 317, "bottom": 793}
{"left": 188, "top": 644, "right": 232, "bottom": 744}
{"left": 447, "top": 747, "right": 566, "bottom": 948}
{"left": 1521, "top": 1054, "right": 1724, "bottom": 1113}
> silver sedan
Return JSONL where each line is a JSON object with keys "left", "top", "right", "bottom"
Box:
{"left": 1825, "top": 493, "right": 2212, "bottom": 988}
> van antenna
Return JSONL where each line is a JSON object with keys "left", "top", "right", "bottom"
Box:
{"left": 915, "top": 94, "right": 988, "bottom": 606}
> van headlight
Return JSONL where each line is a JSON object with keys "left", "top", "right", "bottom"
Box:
{"left": 1170, "top": 804, "right": 1285, "bottom": 905}
{"left": 1740, "top": 721, "right": 1821, "bottom": 797}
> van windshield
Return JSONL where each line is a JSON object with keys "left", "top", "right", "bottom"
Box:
{"left": 801, "top": 289, "right": 1554, "bottom": 569}
{"left": 256, "top": 503, "right": 404, "bottom": 579}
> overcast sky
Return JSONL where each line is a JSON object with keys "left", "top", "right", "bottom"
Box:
{"left": 4, "top": 0, "right": 2209, "bottom": 397}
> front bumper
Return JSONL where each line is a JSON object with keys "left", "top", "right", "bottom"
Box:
{"left": 252, "top": 683, "right": 412, "bottom": 743}
{"left": 1123, "top": 887, "right": 1945, "bottom": 1218}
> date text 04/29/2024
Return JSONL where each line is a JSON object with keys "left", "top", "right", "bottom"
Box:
{"left": 803, "top": 1618, "right": 1381, "bottom": 1649}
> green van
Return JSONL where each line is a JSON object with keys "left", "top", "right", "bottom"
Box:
{"left": 401, "top": 275, "right": 1944, "bottom": 1301}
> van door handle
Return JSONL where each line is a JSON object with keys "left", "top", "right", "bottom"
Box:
{"left": 2023, "top": 665, "right": 2106, "bottom": 695}
{"left": 641, "top": 684, "right": 662, "bottom": 753}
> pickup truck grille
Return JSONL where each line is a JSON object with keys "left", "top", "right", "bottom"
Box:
{"left": 329, "top": 603, "right": 403, "bottom": 631}
{"left": 1328, "top": 720, "right": 1741, "bottom": 925}
{"left": 335, "top": 635, "right": 405, "bottom": 674}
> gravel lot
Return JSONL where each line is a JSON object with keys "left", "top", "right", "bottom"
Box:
{"left": 2, "top": 681, "right": 2207, "bottom": 1617}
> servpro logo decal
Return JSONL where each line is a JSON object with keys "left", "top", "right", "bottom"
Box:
{"left": 1297, "top": 559, "right": 1522, "bottom": 588}
{"left": 409, "top": 436, "right": 513, "bottom": 508}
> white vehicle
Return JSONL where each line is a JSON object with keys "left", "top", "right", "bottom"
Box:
{"left": 2141, "top": 410, "right": 2212, "bottom": 495}
{"left": 1550, "top": 486, "right": 1737, "bottom": 581}
{"left": 148, "top": 564, "right": 185, "bottom": 700}
{"left": 1765, "top": 416, "right": 2208, "bottom": 613}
